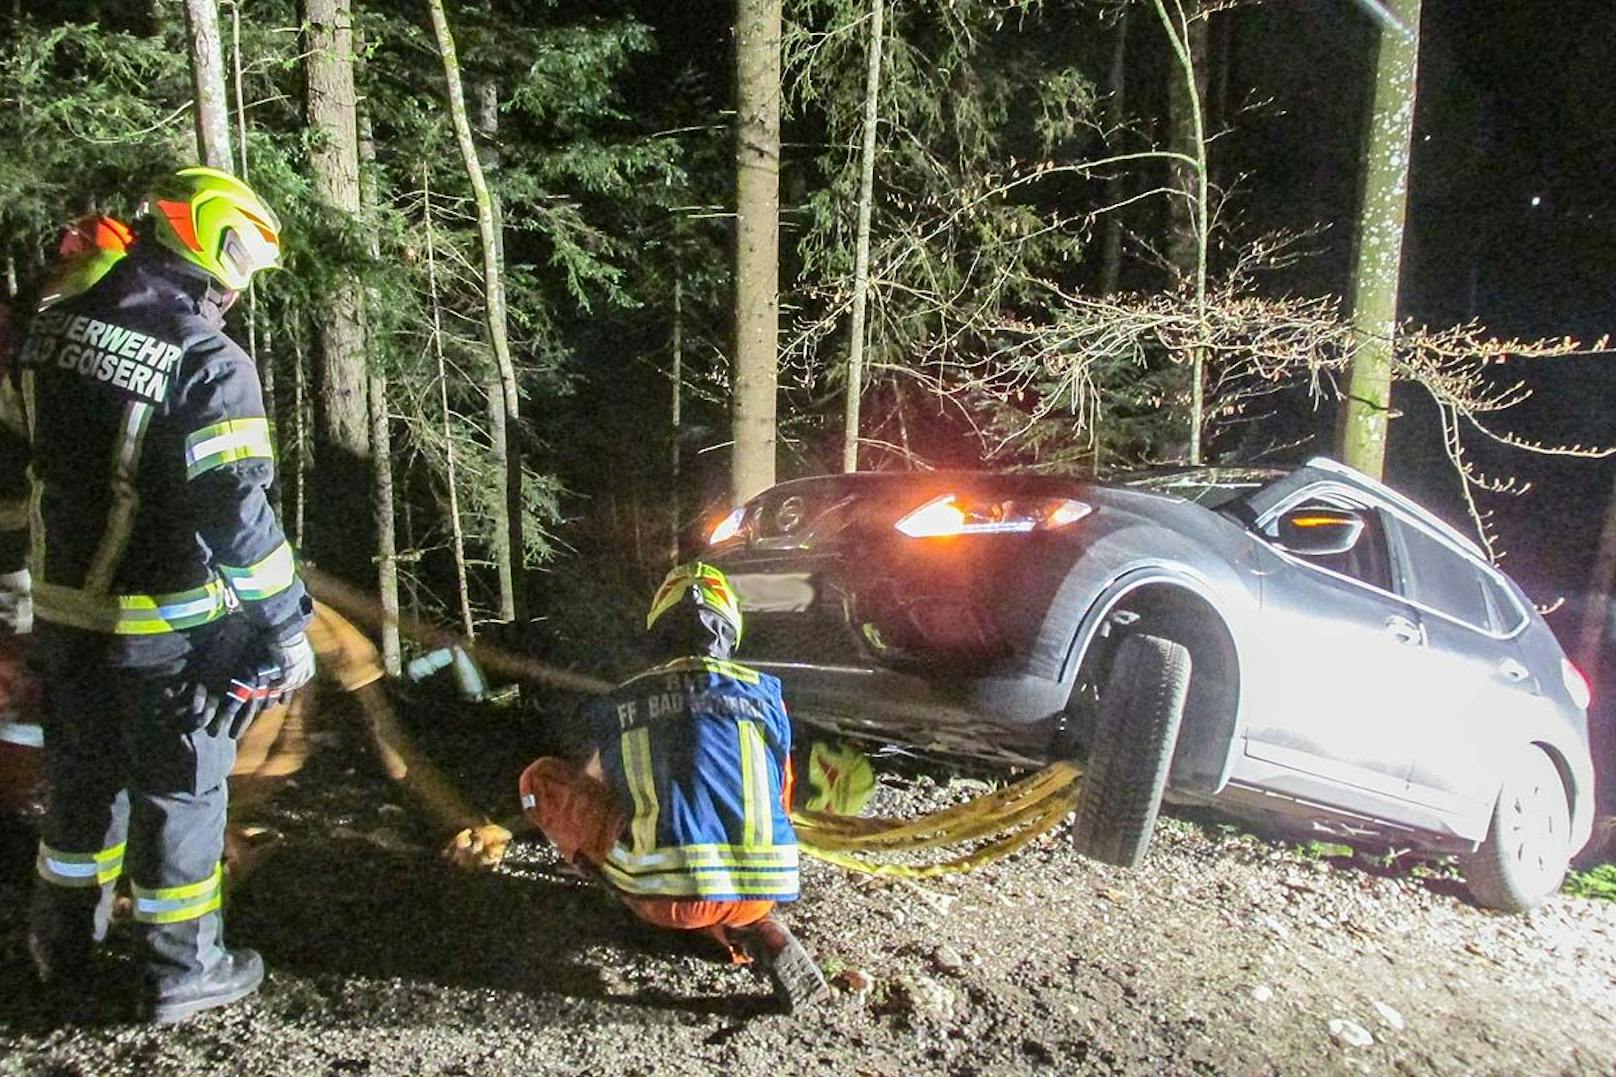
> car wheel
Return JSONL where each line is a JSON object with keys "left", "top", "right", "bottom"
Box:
{"left": 1459, "top": 745, "right": 1570, "bottom": 913}
{"left": 1071, "top": 633, "right": 1192, "bottom": 868}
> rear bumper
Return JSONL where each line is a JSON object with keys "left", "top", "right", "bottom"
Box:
{"left": 748, "top": 660, "right": 1068, "bottom": 767}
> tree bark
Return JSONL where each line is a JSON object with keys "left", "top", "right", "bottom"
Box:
{"left": 732, "top": 0, "right": 782, "bottom": 502}
{"left": 227, "top": 0, "right": 273, "bottom": 514}
{"left": 423, "top": 168, "right": 476, "bottom": 640}
{"left": 841, "top": 0, "right": 884, "bottom": 474}
{"left": 473, "top": 79, "right": 516, "bottom": 622}
{"left": 182, "top": 0, "right": 232, "bottom": 170}
{"left": 426, "top": 0, "right": 525, "bottom": 621}
{"left": 1341, "top": 0, "right": 1421, "bottom": 480}
{"left": 670, "top": 275, "right": 683, "bottom": 564}
{"left": 1099, "top": 9, "right": 1128, "bottom": 297}
{"left": 304, "top": 0, "right": 372, "bottom": 584}
{"left": 357, "top": 36, "right": 400, "bottom": 676}
{"left": 1157, "top": 0, "right": 1210, "bottom": 464}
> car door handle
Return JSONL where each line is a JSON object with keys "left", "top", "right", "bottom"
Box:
{"left": 1496, "top": 658, "right": 1530, "bottom": 682}
{"left": 1384, "top": 615, "right": 1423, "bottom": 645}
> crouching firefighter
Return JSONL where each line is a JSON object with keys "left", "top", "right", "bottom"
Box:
{"left": 0, "top": 167, "right": 314, "bottom": 1024}
{"left": 451, "top": 563, "right": 828, "bottom": 1012}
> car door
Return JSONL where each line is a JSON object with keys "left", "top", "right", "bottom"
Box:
{"left": 1241, "top": 489, "right": 1428, "bottom": 803}
{"left": 1384, "top": 515, "right": 1537, "bottom": 828}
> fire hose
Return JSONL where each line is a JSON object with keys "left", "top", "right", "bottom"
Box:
{"left": 302, "top": 566, "right": 1082, "bottom": 877}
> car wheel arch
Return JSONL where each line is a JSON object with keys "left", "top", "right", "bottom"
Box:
{"left": 1064, "top": 569, "right": 1243, "bottom": 797}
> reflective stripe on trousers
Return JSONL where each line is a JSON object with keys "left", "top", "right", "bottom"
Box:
{"left": 132, "top": 863, "right": 224, "bottom": 925}
{"left": 35, "top": 840, "right": 127, "bottom": 887}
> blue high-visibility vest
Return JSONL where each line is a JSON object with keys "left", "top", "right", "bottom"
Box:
{"left": 591, "top": 656, "right": 798, "bottom": 903}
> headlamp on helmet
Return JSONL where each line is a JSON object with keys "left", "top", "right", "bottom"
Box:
{"left": 144, "top": 166, "right": 282, "bottom": 292}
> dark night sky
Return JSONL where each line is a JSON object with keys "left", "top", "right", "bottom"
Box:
{"left": 1229, "top": 0, "right": 1616, "bottom": 603}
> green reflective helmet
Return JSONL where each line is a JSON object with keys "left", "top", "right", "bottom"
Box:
{"left": 646, "top": 562, "right": 744, "bottom": 657}
{"left": 143, "top": 166, "right": 282, "bottom": 292}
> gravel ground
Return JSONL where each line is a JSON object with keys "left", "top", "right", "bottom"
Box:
{"left": 3, "top": 753, "right": 1615, "bottom": 1076}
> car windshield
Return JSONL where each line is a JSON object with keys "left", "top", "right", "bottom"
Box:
{"left": 1121, "top": 466, "right": 1287, "bottom": 509}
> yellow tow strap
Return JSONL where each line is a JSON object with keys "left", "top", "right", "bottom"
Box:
{"left": 789, "top": 761, "right": 1082, "bottom": 878}
{"left": 302, "top": 566, "right": 1085, "bottom": 880}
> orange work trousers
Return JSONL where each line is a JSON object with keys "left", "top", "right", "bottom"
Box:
{"left": 518, "top": 757, "right": 774, "bottom": 945}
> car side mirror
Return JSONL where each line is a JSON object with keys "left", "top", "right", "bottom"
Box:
{"left": 1274, "top": 507, "right": 1365, "bottom": 556}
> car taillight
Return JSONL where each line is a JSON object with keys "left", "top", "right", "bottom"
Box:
{"left": 708, "top": 506, "right": 747, "bottom": 546}
{"left": 894, "top": 493, "right": 1091, "bottom": 538}
{"left": 1562, "top": 658, "right": 1592, "bottom": 710}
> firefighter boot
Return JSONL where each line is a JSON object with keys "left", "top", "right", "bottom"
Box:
{"left": 28, "top": 875, "right": 117, "bottom": 985}
{"left": 145, "top": 912, "right": 265, "bottom": 1025}
{"left": 732, "top": 916, "right": 828, "bottom": 1014}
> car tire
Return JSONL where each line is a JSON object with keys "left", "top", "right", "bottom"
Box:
{"left": 1459, "top": 745, "right": 1571, "bottom": 913}
{"left": 1071, "top": 633, "right": 1192, "bottom": 868}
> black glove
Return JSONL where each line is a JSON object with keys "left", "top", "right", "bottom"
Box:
{"left": 206, "top": 660, "right": 285, "bottom": 739}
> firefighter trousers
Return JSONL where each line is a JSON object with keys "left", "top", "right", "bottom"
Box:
{"left": 30, "top": 619, "right": 247, "bottom": 994}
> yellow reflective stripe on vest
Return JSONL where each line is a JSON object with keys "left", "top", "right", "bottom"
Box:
{"left": 184, "top": 417, "right": 273, "bottom": 479}
{"left": 83, "top": 400, "right": 154, "bottom": 594}
{"left": 217, "top": 540, "right": 295, "bottom": 602}
{"left": 36, "top": 841, "right": 127, "bottom": 888}
{"left": 621, "top": 726, "right": 660, "bottom": 855}
{"left": 599, "top": 857, "right": 799, "bottom": 899}
{"left": 34, "top": 578, "right": 231, "bottom": 635}
{"left": 738, "top": 719, "right": 773, "bottom": 848}
{"left": 132, "top": 864, "right": 223, "bottom": 925}
{"left": 623, "top": 656, "right": 762, "bottom": 689}
{"left": 606, "top": 842, "right": 798, "bottom": 874}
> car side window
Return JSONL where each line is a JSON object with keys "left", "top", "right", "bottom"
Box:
{"left": 1394, "top": 520, "right": 1492, "bottom": 630}
{"left": 1265, "top": 498, "right": 1393, "bottom": 591}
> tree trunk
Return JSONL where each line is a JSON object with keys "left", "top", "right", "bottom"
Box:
{"left": 669, "top": 275, "right": 683, "bottom": 565}
{"left": 1099, "top": 9, "right": 1128, "bottom": 297}
{"left": 841, "top": 0, "right": 884, "bottom": 474}
{"left": 1578, "top": 472, "right": 1616, "bottom": 686}
{"left": 426, "top": 0, "right": 525, "bottom": 621}
{"left": 473, "top": 79, "right": 516, "bottom": 622}
{"left": 423, "top": 167, "right": 476, "bottom": 640}
{"left": 1157, "top": 0, "right": 1210, "bottom": 464}
{"left": 227, "top": 0, "right": 274, "bottom": 515}
{"left": 732, "top": 0, "right": 782, "bottom": 502}
{"left": 182, "top": 0, "right": 232, "bottom": 170}
{"left": 304, "top": 0, "right": 372, "bottom": 584}
{"left": 1341, "top": 0, "right": 1421, "bottom": 480}
{"left": 357, "top": 37, "right": 400, "bottom": 676}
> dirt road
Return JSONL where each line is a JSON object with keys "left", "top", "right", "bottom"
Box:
{"left": 3, "top": 763, "right": 1614, "bottom": 1076}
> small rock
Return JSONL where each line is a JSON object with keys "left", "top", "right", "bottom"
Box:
{"left": 378, "top": 803, "right": 407, "bottom": 819}
{"left": 1329, "top": 1018, "right": 1374, "bottom": 1048}
{"left": 893, "top": 975, "right": 956, "bottom": 1020}
{"left": 932, "top": 945, "right": 966, "bottom": 977}
{"left": 1372, "top": 1000, "right": 1405, "bottom": 1031}
{"left": 1250, "top": 984, "right": 1274, "bottom": 1003}
{"left": 833, "top": 968, "right": 873, "bottom": 999}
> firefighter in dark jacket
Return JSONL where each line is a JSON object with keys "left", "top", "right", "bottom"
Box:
{"left": 0, "top": 167, "right": 314, "bottom": 1024}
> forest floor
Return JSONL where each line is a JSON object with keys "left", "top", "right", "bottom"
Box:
{"left": 2, "top": 731, "right": 1615, "bottom": 1077}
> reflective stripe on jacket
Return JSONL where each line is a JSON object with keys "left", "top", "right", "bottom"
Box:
{"left": 593, "top": 656, "right": 799, "bottom": 902}
{"left": 0, "top": 247, "right": 308, "bottom": 637}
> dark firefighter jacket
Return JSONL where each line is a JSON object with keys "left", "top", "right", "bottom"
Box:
{"left": 0, "top": 247, "right": 308, "bottom": 640}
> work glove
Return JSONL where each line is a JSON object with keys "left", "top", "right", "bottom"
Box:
{"left": 0, "top": 569, "right": 31, "bottom": 635}
{"left": 443, "top": 823, "right": 512, "bottom": 871}
{"left": 206, "top": 629, "right": 315, "bottom": 738}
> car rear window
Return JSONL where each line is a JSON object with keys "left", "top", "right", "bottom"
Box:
{"left": 1396, "top": 521, "right": 1493, "bottom": 630}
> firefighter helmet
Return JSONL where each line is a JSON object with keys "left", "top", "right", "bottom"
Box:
{"left": 143, "top": 166, "right": 282, "bottom": 292}
{"left": 646, "top": 562, "right": 744, "bottom": 657}
{"left": 38, "top": 215, "right": 135, "bottom": 311}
